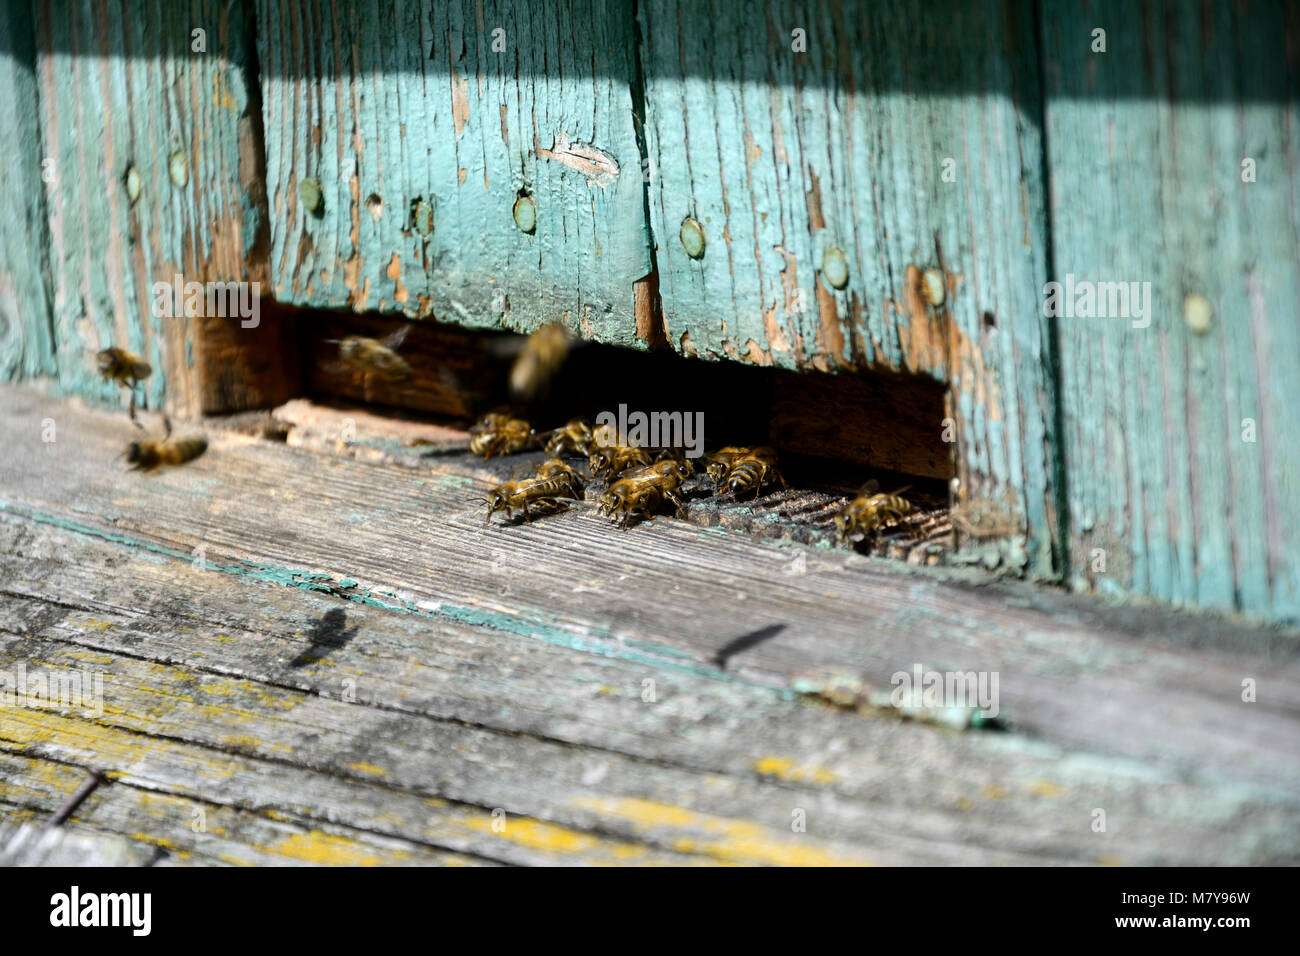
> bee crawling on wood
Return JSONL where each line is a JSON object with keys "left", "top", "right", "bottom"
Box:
{"left": 327, "top": 324, "right": 414, "bottom": 383}
{"left": 97, "top": 347, "right": 152, "bottom": 426}
{"left": 835, "top": 481, "right": 914, "bottom": 544}
{"left": 543, "top": 418, "right": 595, "bottom": 457}
{"left": 598, "top": 459, "right": 693, "bottom": 529}
{"left": 587, "top": 443, "right": 654, "bottom": 482}
{"left": 124, "top": 416, "right": 207, "bottom": 471}
{"left": 719, "top": 447, "right": 786, "bottom": 499}
{"left": 469, "top": 411, "right": 536, "bottom": 459}
{"left": 483, "top": 459, "right": 584, "bottom": 526}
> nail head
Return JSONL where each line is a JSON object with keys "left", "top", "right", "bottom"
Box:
{"left": 680, "top": 217, "right": 706, "bottom": 259}
{"left": 168, "top": 150, "right": 188, "bottom": 188}
{"left": 822, "top": 247, "right": 849, "bottom": 289}
{"left": 513, "top": 195, "right": 537, "bottom": 234}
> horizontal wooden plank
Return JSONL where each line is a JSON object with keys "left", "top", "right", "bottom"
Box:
{"left": 3, "top": 509, "right": 1297, "bottom": 864}
{"left": 1, "top": 384, "right": 1297, "bottom": 869}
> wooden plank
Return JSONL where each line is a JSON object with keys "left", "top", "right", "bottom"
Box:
{"left": 3, "top": 513, "right": 1297, "bottom": 864}
{"left": 1041, "top": 1, "right": 1300, "bottom": 624}
{"left": 637, "top": 0, "right": 1060, "bottom": 577}
{"left": 32, "top": 0, "right": 269, "bottom": 419}
{"left": 0, "top": 1, "right": 56, "bottom": 384}
{"left": 0, "top": 819, "right": 170, "bottom": 866}
{"left": 0, "top": 756, "right": 490, "bottom": 866}
{"left": 255, "top": 0, "right": 651, "bottom": 345}
{"left": 1, "top": 386, "right": 1297, "bottom": 814}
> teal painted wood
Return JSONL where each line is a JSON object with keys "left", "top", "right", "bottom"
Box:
{"left": 31, "top": 0, "right": 265, "bottom": 417}
{"left": 637, "top": 0, "right": 1061, "bottom": 576}
{"left": 1042, "top": 1, "right": 1300, "bottom": 623}
{"left": 255, "top": 0, "right": 651, "bottom": 345}
{"left": 0, "top": 1, "right": 55, "bottom": 382}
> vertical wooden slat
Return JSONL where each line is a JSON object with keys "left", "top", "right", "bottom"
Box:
{"left": 0, "top": 1, "right": 56, "bottom": 382}
{"left": 32, "top": 0, "right": 268, "bottom": 418}
{"left": 638, "top": 0, "right": 1060, "bottom": 575}
{"left": 1043, "top": 0, "right": 1300, "bottom": 622}
{"left": 255, "top": 0, "right": 651, "bottom": 345}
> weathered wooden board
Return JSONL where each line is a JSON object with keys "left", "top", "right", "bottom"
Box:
{"left": 0, "top": 2, "right": 57, "bottom": 384}
{"left": 255, "top": 0, "right": 651, "bottom": 345}
{"left": 3, "top": 504, "right": 1298, "bottom": 865}
{"left": 637, "top": 0, "right": 1060, "bottom": 578}
{"left": 1041, "top": 1, "right": 1300, "bottom": 625}
{"left": 30, "top": 0, "right": 269, "bottom": 419}
{"left": 2, "top": 386, "right": 1298, "bottom": 818}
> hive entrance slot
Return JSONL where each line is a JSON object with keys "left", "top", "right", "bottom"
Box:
{"left": 198, "top": 308, "right": 957, "bottom": 561}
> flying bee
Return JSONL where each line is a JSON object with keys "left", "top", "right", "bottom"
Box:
{"left": 587, "top": 444, "right": 654, "bottom": 481}
{"left": 509, "top": 322, "right": 571, "bottom": 403}
{"left": 705, "top": 446, "right": 751, "bottom": 488}
{"left": 543, "top": 418, "right": 595, "bottom": 457}
{"left": 469, "top": 411, "right": 536, "bottom": 459}
{"left": 599, "top": 460, "right": 691, "bottom": 529}
{"left": 721, "top": 447, "right": 786, "bottom": 499}
{"left": 835, "top": 482, "right": 914, "bottom": 544}
{"left": 484, "top": 471, "right": 583, "bottom": 525}
{"left": 124, "top": 416, "right": 207, "bottom": 471}
{"left": 97, "top": 347, "right": 152, "bottom": 425}
{"left": 327, "top": 324, "right": 414, "bottom": 383}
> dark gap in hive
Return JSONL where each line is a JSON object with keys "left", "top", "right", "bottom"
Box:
{"left": 203, "top": 307, "right": 956, "bottom": 561}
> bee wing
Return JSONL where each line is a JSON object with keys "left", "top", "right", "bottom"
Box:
{"left": 887, "top": 484, "right": 912, "bottom": 498}
{"left": 509, "top": 461, "right": 539, "bottom": 481}
{"left": 381, "top": 323, "right": 413, "bottom": 351}
{"left": 856, "top": 479, "right": 881, "bottom": 496}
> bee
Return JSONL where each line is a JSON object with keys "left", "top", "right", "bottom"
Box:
{"left": 328, "top": 324, "right": 413, "bottom": 383}
{"left": 721, "top": 447, "right": 786, "bottom": 499}
{"left": 509, "top": 322, "right": 570, "bottom": 403}
{"left": 587, "top": 444, "right": 654, "bottom": 481}
{"left": 97, "top": 347, "right": 152, "bottom": 425}
{"left": 598, "top": 459, "right": 692, "bottom": 529}
{"left": 532, "top": 458, "right": 585, "bottom": 498}
{"left": 835, "top": 483, "right": 914, "bottom": 543}
{"left": 705, "top": 446, "right": 752, "bottom": 488}
{"left": 484, "top": 467, "right": 584, "bottom": 525}
{"left": 469, "top": 411, "right": 536, "bottom": 459}
{"left": 124, "top": 416, "right": 207, "bottom": 471}
{"left": 543, "top": 418, "right": 595, "bottom": 457}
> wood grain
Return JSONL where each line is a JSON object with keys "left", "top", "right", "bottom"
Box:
{"left": 255, "top": 0, "right": 651, "bottom": 344}
{"left": 637, "top": 0, "right": 1060, "bottom": 579}
{"left": 3, "top": 503, "right": 1297, "bottom": 864}
{"left": 31, "top": 0, "right": 269, "bottom": 419}
{"left": 1041, "top": 1, "right": 1300, "bottom": 624}
{"left": 1, "top": 385, "right": 1297, "bottom": 869}
{"left": 0, "top": 1, "right": 56, "bottom": 383}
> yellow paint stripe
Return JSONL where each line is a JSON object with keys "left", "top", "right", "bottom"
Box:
{"left": 571, "top": 796, "right": 875, "bottom": 866}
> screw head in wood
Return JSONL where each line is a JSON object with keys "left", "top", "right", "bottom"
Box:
{"left": 1183, "top": 292, "right": 1213, "bottom": 334}
{"left": 513, "top": 194, "right": 537, "bottom": 234}
{"left": 123, "top": 164, "right": 141, "bottom": 205}
{"left": 168, "top": 149, "right": 188, "bottom": 188}
{"left": 299, "top": 177, "right": 324, "bottom": 216}
{"left": 822, "top": 247, "right": 849, "bottom": 289}
{"left": 922, "top": 268, "right": 946, "bottom": 306}
{"left": 680, "top": 217, "right": 706, "bottom": 259}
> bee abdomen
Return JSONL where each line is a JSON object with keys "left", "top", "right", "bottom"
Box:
{"left": 164, "top": 437, "right": 208, "bottom": 465}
